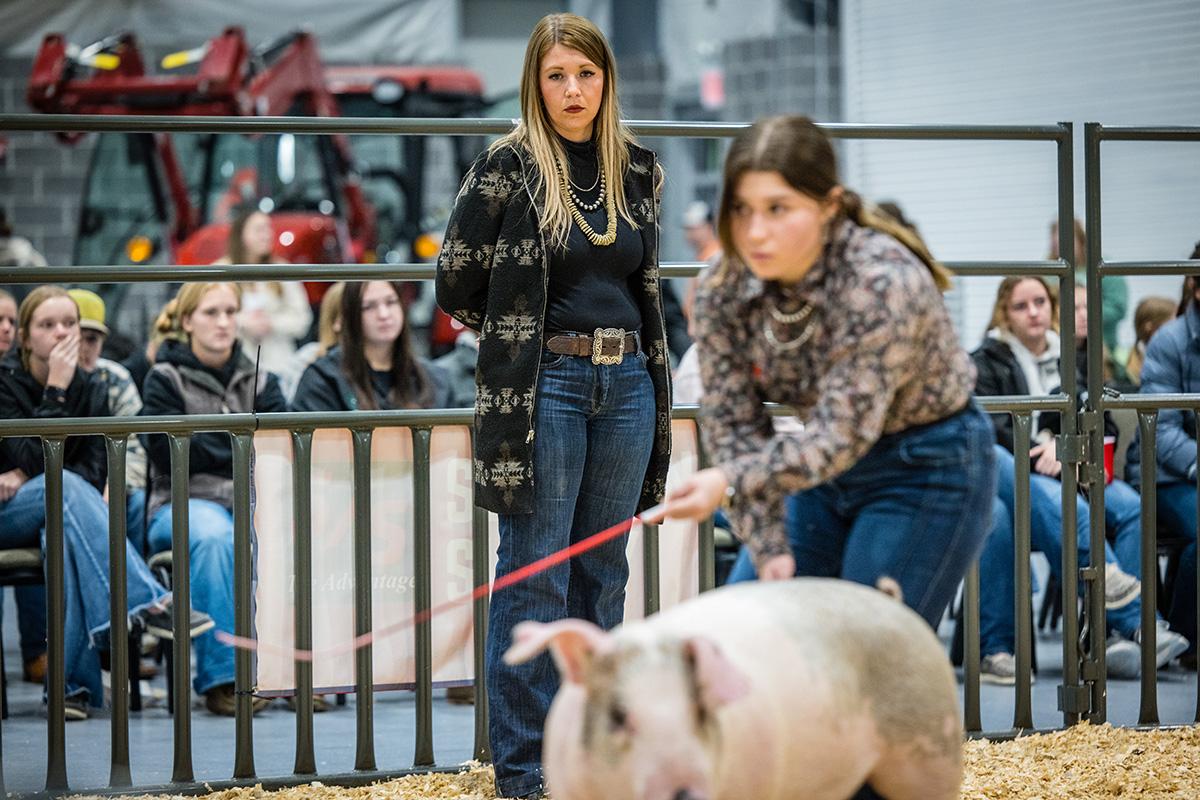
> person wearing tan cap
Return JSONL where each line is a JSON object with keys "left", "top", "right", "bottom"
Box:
{"left": 68, "top": 289, "right": 150, "bottom": 552}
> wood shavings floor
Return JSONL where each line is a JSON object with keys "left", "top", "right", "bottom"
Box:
{"left": 64, "top": 723, "right": 1200, "bottom": 800}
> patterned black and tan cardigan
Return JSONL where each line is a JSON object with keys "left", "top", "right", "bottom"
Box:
{"left": 435, "top": 141, "right": 672, "bottom": 514}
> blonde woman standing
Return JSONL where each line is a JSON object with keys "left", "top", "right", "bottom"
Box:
{"left": 436, "top": 13, "right": 669, "bottom": 799}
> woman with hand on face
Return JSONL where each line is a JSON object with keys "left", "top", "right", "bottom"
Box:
{"left": 214, "top": 207, "right": 312, "bottom": 374}
{"left": 435, "top": 13, "right": 670, "bottom": 799}
{"left": 0, "top": 286, "right": 208, "bottom": 719}
{"left": 291, "top": 280, "right": 450, "bottom": 411}
{"left": 664, "top": 116, "right": 995, "bottom": 634}
{"left": 141, "top": 282, "right": 287, "bottom": 716}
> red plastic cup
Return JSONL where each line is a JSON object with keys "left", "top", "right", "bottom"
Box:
{"left": 1103, "top": 435, "right": 1116, "bottom": 485}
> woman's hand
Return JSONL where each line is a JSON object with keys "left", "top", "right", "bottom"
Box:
{"left": 0, "top": 468, "right": 29, "bottom": 502}
{"left": 662, "top": 467, "right": 730, "bottom": 521}
{"left": 758, "top": 553, "right": 796, "bottom": 581}
{"left": 46, "top": 333, "right": 79, "bottom": 389}
{"left": 1030, "top": 439, "right": 1062, "bottom": 478}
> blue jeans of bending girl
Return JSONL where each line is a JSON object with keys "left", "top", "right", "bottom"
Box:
{"left": 726, "top": 404, "right": 997, "bottom": 630}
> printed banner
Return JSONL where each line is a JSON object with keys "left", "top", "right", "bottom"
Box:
{"left": 252, "top": 421, "right": 701, "bottom": 693}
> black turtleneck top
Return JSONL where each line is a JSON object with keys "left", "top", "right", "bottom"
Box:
{"left": 544, "top": 135, "right": 644, "bottom": 336}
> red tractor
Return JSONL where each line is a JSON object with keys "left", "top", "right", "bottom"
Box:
{"left": 27, "top": 27, "right": 492, "bottom": 350}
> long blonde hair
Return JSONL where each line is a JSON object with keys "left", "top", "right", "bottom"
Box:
{"left": 153, "top": 282, "right": 243, "bottom": 343}
{"left": 490, "top": 13, "right": 641, "bottom": 249}
{"left": 711, "top": 116, "right": 950, "bottom": 290}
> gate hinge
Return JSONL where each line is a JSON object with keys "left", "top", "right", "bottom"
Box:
{"left": 1056, "top": 433, "right": 1086, "bottom": 464}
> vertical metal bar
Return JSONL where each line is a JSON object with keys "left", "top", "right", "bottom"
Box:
{"left": 1055, "top": 121, "right": 1084, "bottom": 728}
{"left": 351, "top": 428, "right": 376, "bottom": 771}
{"left": 1012, "top": 414, "right": 1034, "bottom": 730}
{"left": 962, "top": 563, "right": 982, "bottom": 733}
{"left": 167, "top": 433, "right": 194, "bottom": 782}
{"left": 290, "top": 430, "right": 315, "bottom": 775}
{"left": 469, "top": 425, "right": 491, "bottom": 762}
{"left": 471, "top": 502, "right": 491, "bottom": 762}
{"left": 695, "top": 427, "right": 716, "bottom": 593}
{"left": 42, "top": 438, "right": 68, "bottom": 791}
{"left": 412, "top": 427, "right": 434, "bottom": 768}
{"left": 231, "top": 432, "right": 257, "bottom": 779}
{"left": 1136, "top": 412, "right": 1159, "bottom": 724}
{"left": 105, "top": 436, "right": 132, "bottom": 788}
{"left": 1082, "top": 122, "right": 1108, "bottom": 724}
{"left": 643, "top": 523, "right": 661, "bottom": 617}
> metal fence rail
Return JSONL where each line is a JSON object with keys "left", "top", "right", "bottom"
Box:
{"left": 1085, "top": 124, "right": 1200, "bottom": 726}
{"left": 1, "top": 109, "right": 1196, "bottom": 797}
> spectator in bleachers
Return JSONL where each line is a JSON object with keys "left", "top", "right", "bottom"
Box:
{"left": 213, "top": 207, "right": 312, "bottom": 375}
{"left": 0, "top": 285, "right": 210, "bottom": 719}
{"left": 0, "top": 289, "right": 15, "bottom": 353}
{"left": 292, "top": 281, "right": 450, "bottom": 412}
{"left": 1125, "top": 296, "right": 1177, "bottom": 386}
{"left": 663, "top": 115, "right": 996, "bottom": 632}
{"left": 141, "top": 282, "right": 286, "bottom": 716}
{"left": 279, "top": 281, "right": 344, "bottom": 403}
{"left": 0, "top": 286, "right": 49, "bottom": 683}
{"left": 68, "top": 289, "right": 150, "bottom": 552}
{"left": 973, "top": 276, "right": 1186, "bottom": 681}
{"left": 1050, "top": 216, "right": 1128, "bottom": 354}
{"left": 1125, "top": 265, "right": 1200, "bottom": 669}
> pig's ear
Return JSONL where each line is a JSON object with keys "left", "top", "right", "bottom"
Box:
{"left": 685, "top": 636, "right": 751, "bottom": 710}
{"left": 504, "top": 619, "right": 612, "bottom": 684}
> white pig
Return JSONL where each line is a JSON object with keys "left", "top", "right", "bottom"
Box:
{"left": 504, "top": 578, "right": 961, "bottom": 800}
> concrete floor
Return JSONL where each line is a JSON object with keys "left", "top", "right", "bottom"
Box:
{"left": 0, "top": 583, "right": 1195, "bottom": 796}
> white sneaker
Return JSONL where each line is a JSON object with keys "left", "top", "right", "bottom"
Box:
{"left": 1135, "top": 620, "right": 1191, "bottom": 669}
{"left": 1105, "top": 634, "right": 1141, "bottom": 679}
{"left": 1104, "top": 563, "right": 1141, "bottom": 609}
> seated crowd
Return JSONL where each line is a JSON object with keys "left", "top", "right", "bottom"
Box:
{"left": 0, "top": 216, "right": 1196, "bottom": 722}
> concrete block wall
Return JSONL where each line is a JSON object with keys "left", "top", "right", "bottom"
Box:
{"left": 0, "top": 56, "right": 93, "bottom": 267}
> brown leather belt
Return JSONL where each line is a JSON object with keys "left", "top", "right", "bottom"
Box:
{"left": 545, "top": 328, "right": 639, "bottom": 365}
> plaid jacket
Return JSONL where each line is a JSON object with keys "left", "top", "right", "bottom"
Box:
{"left": 435, "top": 141, "right": 672, "bottom": 514}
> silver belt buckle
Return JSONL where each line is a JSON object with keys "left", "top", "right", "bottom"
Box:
{"left": 591, "top": 327, "right": 626, "bottom": 365}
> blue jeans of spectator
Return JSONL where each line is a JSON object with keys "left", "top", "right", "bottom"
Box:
{"left": 148, "top": 498, "right": 236, "bottom": 695}
{"left": 126, "top": 488, "right": 147, "bottom": 556}
{"left": 0, "top": 471, "right": 167, "bottom": 705}
{"left": 978, "top": 446, "right": 1142, "bottom": 658}
{"left": 3, "top": 487, "right": 150, "bottom": 666}
{"left": 1150, "top": 481, "right": 1198, "bottom": 649}
{"left": 486, "top": 349, "right": 656, "bottom": 798}
{"left": 726, "top": 404, "right": 996, "bottom": 630}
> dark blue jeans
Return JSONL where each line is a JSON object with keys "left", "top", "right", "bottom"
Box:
{"left": 486, "top": 348, "right": 656, "bottom": 798}
{"left": 1152, "top": 481, "right": 1198, "bottom": 651}
{"left": 978, "top": 445, "right": 1144, "bottom": 657}
{"left": 727, "top": 404, "right": 996, "bottom": 629}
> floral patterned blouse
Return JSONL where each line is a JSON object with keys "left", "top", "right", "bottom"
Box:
{"left": 692, "top": 219, "right": 976, "bottom": 566}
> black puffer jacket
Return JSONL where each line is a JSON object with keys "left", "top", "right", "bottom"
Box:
{"left": 290, "top": 347, "right": 452, "bottom": 412}
{"left": 972, "top": 336, "right": 1114, "bottom": 455}
{"left": 0, "top": 349, "right": 109, "bottom": 491}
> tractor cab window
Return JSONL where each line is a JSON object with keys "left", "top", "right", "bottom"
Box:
{"left": 75, "top": 132, "right": 170, "bottom": 267}
{"left": 203, "top": 132, "right": 340, "bottom": 222}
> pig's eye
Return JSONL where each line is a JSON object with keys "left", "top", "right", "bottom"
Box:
{"left": 608, "top": 703, "right": 629, "bottom": 732}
